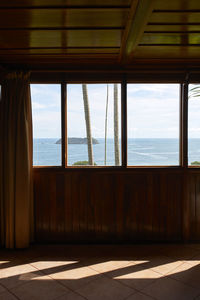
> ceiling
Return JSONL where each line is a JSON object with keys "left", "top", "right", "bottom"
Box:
{"left": 1, "top": 0, "right": 200, "bottom": 70}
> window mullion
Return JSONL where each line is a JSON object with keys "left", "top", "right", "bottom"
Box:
{"left": 121, "top": 77, "right": 127, "bottom": 167}
{"left": 61, "top": 83, "right": 67, "bottom": 167}
{"left": 181, "top": 80, "right": 188, "bottom": 168}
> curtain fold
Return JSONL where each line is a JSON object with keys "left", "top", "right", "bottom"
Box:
{"left": 0, "top": 71, "right": 34, "bottom": 248}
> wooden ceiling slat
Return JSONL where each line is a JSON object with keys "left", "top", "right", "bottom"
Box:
{"left": 0, "top": 0, "right": 132, "bottom": 8}
{"left": 0, "top": 47, "right": 119, "bottom": 54}
{"left": 133, "top": 45, "right": 200, "bottom": 59}
{"left": 141, "top": 33, "right": 200, "bottom": 45}
{"left": 154, "top": 0, "right": 200, "bottom": 10}
{"left": 0, "top": 48, "right": 120, "bottom": 56}
{"left": 0, "top": 30, "right": 122, "bottom": 48}
{"left": 0, "top": 8, "right": 129, "bottom": 28}
{"left": 150, "top": 12, "right": 200, "bottom": 23}
{"left": 146, "top": 25, "right": 200, "bottom": 32}
{"left": 1, "top": 0, "right": 200, "bottom": 67}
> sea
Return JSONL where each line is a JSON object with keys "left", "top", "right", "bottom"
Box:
{"left": 33, "top": 138, "right": 200, "bottom": 166}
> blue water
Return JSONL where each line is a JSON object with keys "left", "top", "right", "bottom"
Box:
{"left": 33, "top": 138, "right": 200, "bottom": 166}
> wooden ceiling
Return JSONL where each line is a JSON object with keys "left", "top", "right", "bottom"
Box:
{"left": 1, "top": 0, "right": 200, "bottom": 70}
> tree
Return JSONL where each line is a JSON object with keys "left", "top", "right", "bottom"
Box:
{"left": 82, "top": 84, "right": 94, "bottom": 165}
{"left": 114, "top": 84, "right": 120, "bottom": 166}
{"left": 104, "top": 84, "right": 109, "bottom": 165}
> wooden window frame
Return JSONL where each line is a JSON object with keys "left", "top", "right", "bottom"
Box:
{"left": 30, "top": 71, "right": 194, "bottom": 169}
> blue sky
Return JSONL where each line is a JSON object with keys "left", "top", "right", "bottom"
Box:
{"left": 31, "top": 83, "right": 200, "bottom": 139}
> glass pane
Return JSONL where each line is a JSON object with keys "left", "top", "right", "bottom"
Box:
{"left": 31, "top": 84, "right": 61, "bottom": 166}
{"left": 188, "top": 84, "right": 200, "bottom": 166}
{"left": 127, "top": 84, "right": 180, "bottom": 166}
{"left": 67, "top": 84, "right": 121, "bottom": 166}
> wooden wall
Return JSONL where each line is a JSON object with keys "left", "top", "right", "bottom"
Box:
{"left": 33, "top": 168, "right": 190, "bottom": 243}
{"left": 188, "top": 170, "right": 200, "bottom": 241}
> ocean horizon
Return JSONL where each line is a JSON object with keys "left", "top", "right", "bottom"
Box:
{"left": 33, "top": 137, "right": 200, "bottom": 166}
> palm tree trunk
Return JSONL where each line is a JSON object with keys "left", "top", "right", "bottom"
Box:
{"left": 114, "top": 84, "right": 120, "bottom": 166}
{"left": 104, "top": 85, "right": 109, "bottom": 165}
{"left": 82, "top": 84, "right": 94, "bottom": 165}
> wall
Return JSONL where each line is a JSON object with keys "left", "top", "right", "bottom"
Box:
{"left": 34, "top": 168, "right": 188, "bottom": 243}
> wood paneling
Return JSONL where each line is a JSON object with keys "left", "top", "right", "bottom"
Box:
{"left": 133, "top": 46, "right": 200, "bottom": 59}
{"left": 188, "top": 171, "right": 200, "bottom": 240}
{"left": 150, "top": 12, "right": 200, "bottom": 24}
{"left": 34, "top": 168, "right": 183, "bottom": 242}
{"left": 141, "top": 33, "right": 200, "bottom": 45}
{"left": 0, "top": 30, "right": 122, "bottom": 48}
{"left": 1, "top": 0, "right": 200, "bottom": 68}
{"left": 154, "top": 0, "right": 200, "bottom": 10}
{"left": 0, "top": 1, "right": 132, "bottom": 8}
{"left": 0, "top": 8, "right": 129, "bottom": 28}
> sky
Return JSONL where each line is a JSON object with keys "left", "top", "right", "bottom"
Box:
{"left": 31, "top": 83, "right": 200, "bottom": 139}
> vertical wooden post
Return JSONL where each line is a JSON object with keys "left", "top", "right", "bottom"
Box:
{"left": 61, "top": 82, "right": 67, "bottom": 167}
{"left": 181, "top": 74, "right": 189, "bottom": 241}
{"left": 121, "top": 76, "right": 127, "bottom": 167}
{"left": 180, "top": 80, "right": 188, "bottom": 168}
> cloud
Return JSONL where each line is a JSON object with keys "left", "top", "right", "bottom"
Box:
{"left": 32, "top": 102, "right": 46, "bottom": 109}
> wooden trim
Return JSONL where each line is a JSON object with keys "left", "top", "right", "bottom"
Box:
{"left": 33, "top": 166, "right": 183, "bottom": 172}
{"left": 120, "top": 0, "right": 154, "bottom": 63}
{"left": 0, "top": 27, "right": 124, "bottom": 31}
{"left": 153, "top": 10, "right": 200, "bottom": 13}
{"left": 0, "top": 6, "right": 131, "bottom": 9}
{"left": 180, "top": 80, "right": 188, "bottom": 168}
{"left": 121, "top": 77, "right": 127, "bottom": 167}
{"left": 183, "top": 80, "right": 189, "bottom": 168}
{"left": 119, "top": 0, "right": 139, "bottom": 62}
{"left": 139, "top": 44, "right": 200, "bottom": 46}
{"left": 61, "top": 83, "right": 67, "bottom": 167}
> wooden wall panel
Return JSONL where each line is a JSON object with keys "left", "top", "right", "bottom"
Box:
{"left": 188, "top": 172, "right": 200, "bottom": 241}
{"left": 34, "top": 169, "right": 184, "bottom": 243}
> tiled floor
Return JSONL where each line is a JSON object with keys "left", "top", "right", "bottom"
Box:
{"left": 1, "top": 244, "right": 200, "bottom": 299}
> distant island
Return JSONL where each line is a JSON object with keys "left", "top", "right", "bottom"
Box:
{"left": 56, "top": 138, "right": 99, "bottom": 144}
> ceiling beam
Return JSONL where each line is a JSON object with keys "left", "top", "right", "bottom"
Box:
{"left": 120, "top": 0, "right": 155, "bottom": 63}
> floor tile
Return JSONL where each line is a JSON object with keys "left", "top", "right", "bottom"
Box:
{"left": 143, "top": 276, "right": 199, "bottom": 300}
{"left": 49, "top": 264, "right": 100, "bottom": 291}
{"left": 89, "top": 260, "right": 131, "bottom": 274}
{"left": 0, "top": 263, "right": 41, "bottom": 289}
{"left": 126, "top": 291, "right": 154, "bottom": 300}
{"left": 56, "top": 291, "right": 86, "bottom": 300}
{"left": 169, "top": 262, "right": 200, "bottom": 290}
{"left": 0, "top": 291, "right": 18, "bottom": 300}
{"left": 0, "top": 283, "right": 7, "bottom": 294}
{"left": 11, "top": 275, "right": 69, "bottom": 300}
{"left": 30, "top": 259, "right": 78, "bottom": 275}
{"left": 101, "top": 260, "right": 148, "bottom": 279}
{"left": 113, "top": 268, "right": 162, "bottom": 291}
{"left": 160, "top": 245, "right": 200, "bottom": 260}
{"left": 185, "top": 253, "right": 200, "bottom": 267}
{"left": 145, "top": 256, "right": 183, "bottom": 275}
{"left": 183, "top": 243, "right": 200, "bottom": 251}
{"left": 77, "top": 276, "right": 134, "bottom": 300}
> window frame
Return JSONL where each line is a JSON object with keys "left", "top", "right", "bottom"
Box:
{"left": 30, "top": 72, "right": 194, "bottom": 169}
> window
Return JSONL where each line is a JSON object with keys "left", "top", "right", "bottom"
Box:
{"left": 127, "top": 84, "right": 180, "bottom": 166}
{"left": 31, "top": 84, "right": 61, "bottom": 166}
{"left": 188, "top": 84, "right": 200, "bottom": 166}
{"left": 67, "top": 84, "right": 121, "bottom": 166}
{"left": 30, "top": 80, "right": 186, "bottom": 168}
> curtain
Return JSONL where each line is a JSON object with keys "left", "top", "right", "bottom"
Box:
{"left": 0, "top": 71, "right": 34, "bottom": 248}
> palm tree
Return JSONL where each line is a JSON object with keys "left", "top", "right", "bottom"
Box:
{"left": 104, "top": 84, "right": 109, "bottom": 165}
{"left": 114, "top": 84, "right": 120, "bottom": 166}
{"left": 82, "top": 84, "right": 94, "bottom": 165}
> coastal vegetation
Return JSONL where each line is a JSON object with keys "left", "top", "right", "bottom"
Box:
{"left": 191, "top": 161, "right": 200, "bottom": 165}
{"left": 73, "top": 161, "right": 97, "bottom": 166}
